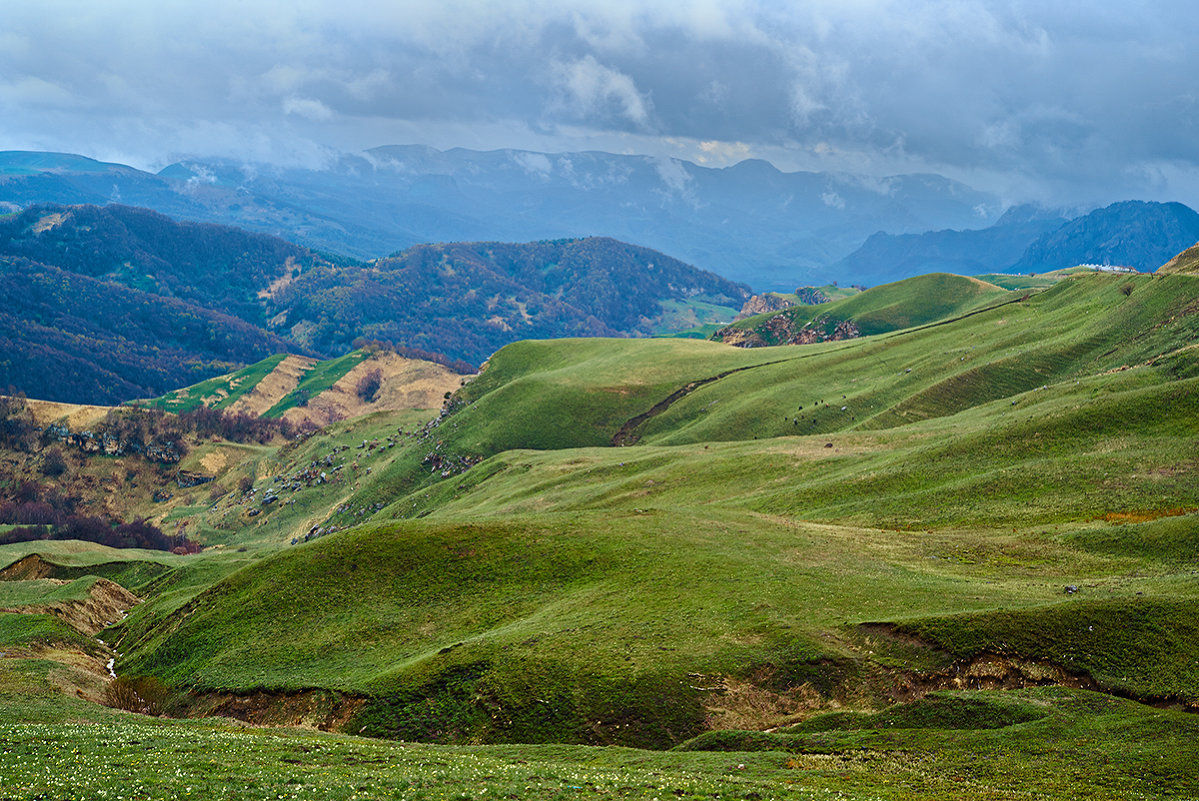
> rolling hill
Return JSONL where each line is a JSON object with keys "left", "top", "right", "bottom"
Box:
{"left": 711, "top": 272, "right": 1013, "bottom": 347}
{"left": 4, "top": 268, "right": 1199, "bottom": 798}
{"left": 75, "top": 271, "right": 1199, "bottom": 742}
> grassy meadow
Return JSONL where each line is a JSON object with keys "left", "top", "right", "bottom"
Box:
{"left": 3, "top": 270, "right": 1199, "bottom": 799}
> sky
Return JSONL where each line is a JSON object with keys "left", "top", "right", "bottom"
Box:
{"left": 4, "top": 0, "right": 1199, "bottom": 207}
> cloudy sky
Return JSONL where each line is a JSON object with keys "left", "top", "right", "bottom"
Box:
{"left": 4, "top": 0, "right": 1199, "bottom": 206}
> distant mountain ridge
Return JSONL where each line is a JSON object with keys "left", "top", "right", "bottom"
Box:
{"left": 1012, "top": 201, "right": 1199, "bottom": 273}
{"left": 833, "top": 200, "right": 1199, "bottom": 282}
{"left": 0, "top": 147, "right": 1002, "bottom": 288}
{"left": 0, "top": 203, "right": 746, "bottom": 402}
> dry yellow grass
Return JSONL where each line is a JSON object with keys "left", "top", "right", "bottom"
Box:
{"left": 281, "top": 352, "right": 466, "bottom": 427}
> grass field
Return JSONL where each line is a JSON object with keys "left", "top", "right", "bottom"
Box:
{"left": 4, "top": 270, "right": 1199, "bottom": 798}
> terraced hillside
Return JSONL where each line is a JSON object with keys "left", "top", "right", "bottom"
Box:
{"left": 4, "top": 269, "right": 1199, "bottom": 799}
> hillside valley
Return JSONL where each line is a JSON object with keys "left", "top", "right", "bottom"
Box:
{"left": 3, "top": 264, "right": 1199, "bottom": 799}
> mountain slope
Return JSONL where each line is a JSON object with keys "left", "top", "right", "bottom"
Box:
{"left": 831, "top": 204, "right": 1069, "bottom": 284}
{"left": 274, "top": 238, "right": 750, "bottom": 363}
{"left": 1012, "top": 200, "right": 1199, "bottom": 272}
{"left": 0, "top": 205, "right": 744, "bottom": 400}
{"left": 0, "top": 203, "right": 329, "bottom": 325}
{"left": 0, "top": 256, "right": 297, "bottom": 404}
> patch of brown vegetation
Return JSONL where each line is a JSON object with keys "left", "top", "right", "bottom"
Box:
{"left": 281, "top": 352, "right": 467, "bottom": 428}
{"left": 32, "top": 212, "right": 68, "bottom": 234}
{"left": 703, "top": 672, "right": 830, "bottom": 731}
{"left": 1099, "top": 507, "right": 1197, "bottom": 524}
{"left": 256, "top": 257, "right": 298, "bottom": 300}
{"left": 23, "top": 398, "right": 111, "bottom": 430}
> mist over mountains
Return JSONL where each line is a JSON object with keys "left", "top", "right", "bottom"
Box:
{"left": 1, "top": 147, "right": 1001, "bottom": 290}
{"left": 7, "top": 147, "right": 1199, "bottom": 296}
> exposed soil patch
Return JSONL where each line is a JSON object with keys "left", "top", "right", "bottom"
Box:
{"left": 863, "top": 621, "right": 1199, "bottom": 713}
{"left": 185, "top": 689, "right": 366, "bottom": 732}
{"left": 0, "top": 553, "right": 57, "bottom": 581}
{"left": 0, "top": 578, "right": 139, "bottom": 636}
{"left": 891, "top": 652, "right": 1101, "bottom": 701}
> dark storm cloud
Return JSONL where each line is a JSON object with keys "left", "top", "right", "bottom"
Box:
{"left": 4, "top": 1, "right": 1199, "bottom": 204}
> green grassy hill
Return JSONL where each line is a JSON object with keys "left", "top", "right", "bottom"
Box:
{"left": 90, "top": 272, "right": 1199, "bottom": 745}
{"left": 712, "top": 272, "right": 1012, "bottom": 347}
{"left": 6, "top": 269, "right": 1199, "bottom": 798}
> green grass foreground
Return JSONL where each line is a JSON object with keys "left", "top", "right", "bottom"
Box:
{"left": 0, "top": 688, "right": 1196, "bottom": 799}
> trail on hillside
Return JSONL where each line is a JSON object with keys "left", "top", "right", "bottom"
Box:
{"left": 611, "top": 359, "right": 791, "bottom": 446}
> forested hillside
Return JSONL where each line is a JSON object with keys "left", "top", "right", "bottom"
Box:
{"left": 0, "top": 205, "right": 744, "bottom": 401}
{"left": 276, "top": 237, "right": 750, "bottom": 362}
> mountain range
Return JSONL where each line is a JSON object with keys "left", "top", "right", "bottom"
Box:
{"left": 833, "top": 200, "right": 1199, "bottom": 283}
{"left": 8, "top": 149, "right": 1199, "bottom": 292}
{"left": 1, "top": 148, "right": 1002, "bottom": 289}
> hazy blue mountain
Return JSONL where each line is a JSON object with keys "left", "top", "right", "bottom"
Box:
{"left": 832, "top": 204, "right": 1071, "bottom": 285}
{"left": 1011, "top": 200, "right": 1199, "bottom": 273}
{"left": 1, "top": 147, "right": 1002, "bottom": 289}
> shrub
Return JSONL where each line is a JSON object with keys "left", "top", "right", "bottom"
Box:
{"left": 41, "top": 446, "right": 68, "bottom": 477}
{"left": 356, "top": 368, "right": 383, "bottom": 402}
{"left": 103, "top": 676, "right": 183, "bottom": 716}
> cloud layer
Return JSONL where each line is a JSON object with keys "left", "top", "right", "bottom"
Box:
{"left": 4, "top": 1, "right": 1199, "bottom": 206}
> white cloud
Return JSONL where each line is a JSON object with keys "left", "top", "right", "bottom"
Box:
{"left": 555, "top": 54, "right": 653, "bottom": 129}
{"left": 514, "top": 151, "right": 553, "bottom": 176}
{"left": 282, "top": 96, "right": 334, "bottom": 121}
{"left": 821, "top": 191, "right": 845, "bottom": 209}
{"left": 0, "top": 75, "right": 77, "bottom": 108}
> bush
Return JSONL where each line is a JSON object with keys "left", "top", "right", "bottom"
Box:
{"left": 41, "top": 446, "right": 67, "bottom": 477}
{"left": 356, "top": 368, "right": 383, "bottom": 402}
{"left": 103, "top": 675, "right": 183, "bottom": 716}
